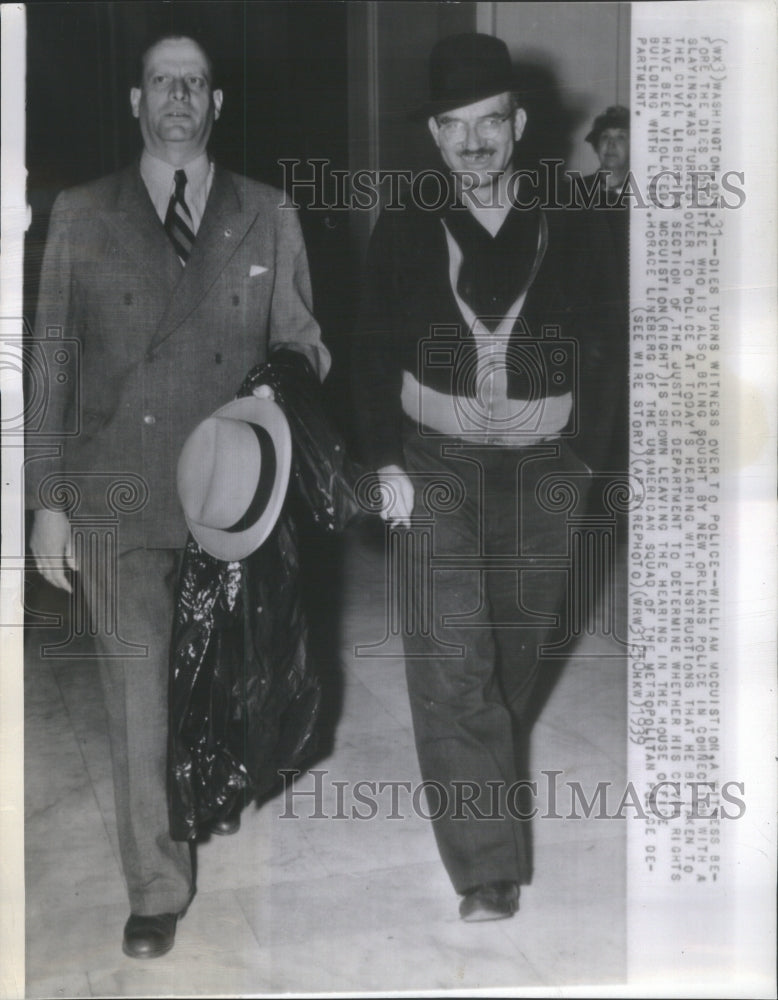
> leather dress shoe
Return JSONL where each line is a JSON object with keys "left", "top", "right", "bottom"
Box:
{"left": 122, "top": 912, "right": 178, "bottom": 959}
{"left": 211, "top": 810, "right": 241, "bottom": 836}
{"left": 459, "top": 880, "right": 519, "bottom": 922}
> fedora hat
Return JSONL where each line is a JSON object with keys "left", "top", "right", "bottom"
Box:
{"left": 412, "top": 32, "right": 519, "bottom": 120}
{"left": 177, "top": 395, "right": 292, "bottom": 561}
{"left": 586, "top": 105, "right": 630, "bottom": 145}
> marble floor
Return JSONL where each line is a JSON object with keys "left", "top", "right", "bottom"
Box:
{"left": 23, "top": 518, "right": 628, "bottom": 996}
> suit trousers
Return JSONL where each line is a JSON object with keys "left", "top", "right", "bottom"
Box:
{"left": 79, "top": 547, "right": 193, "bottom": 915}
{"left": 400, "top": 424, "right": 590, "bottom": 894}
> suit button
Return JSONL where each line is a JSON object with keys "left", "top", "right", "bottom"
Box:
{"left": 143, "top": 414, "right": 156, "bottom": 425}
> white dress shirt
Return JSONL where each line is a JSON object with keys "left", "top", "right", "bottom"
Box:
{"left": 140, "top": 150, "right": 214, "bottom": 235}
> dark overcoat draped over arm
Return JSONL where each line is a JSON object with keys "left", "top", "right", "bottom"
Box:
{"left": 168, "top": 352, "right": 363, "bottom": 841}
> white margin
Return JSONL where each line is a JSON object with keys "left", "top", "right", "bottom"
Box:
{"left": 0, "top": 4, "right": 28, "bottom": 999}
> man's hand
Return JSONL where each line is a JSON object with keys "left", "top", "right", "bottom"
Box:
{"left": 29, "top": 509, "right": 74, "bottom": 593}
{"left": 377, "top": 464, "right": 414, "bottom": 528}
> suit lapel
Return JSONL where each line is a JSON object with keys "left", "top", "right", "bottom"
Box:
{"left": 102, "top": 164, "right": 182, "bottom": 295}
{"left": 149, "top": 168, "right": 256, "bottom": 351}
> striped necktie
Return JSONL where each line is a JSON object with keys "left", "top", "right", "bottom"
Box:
{"left": 164, "top": 169, "right": 195, "bottom": 264}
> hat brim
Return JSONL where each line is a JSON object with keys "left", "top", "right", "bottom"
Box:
{"left": 409, "top": 81, "right": 521, "bottom": 122}
{"left": 178, "top": 395, "right": 292, "bottom": 562}
{"left": 586, "top": 119, "right": 630, "bottom": 145}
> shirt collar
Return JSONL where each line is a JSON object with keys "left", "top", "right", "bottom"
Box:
{"left": 140, "top": 150, "right": 211, "bottom": 197}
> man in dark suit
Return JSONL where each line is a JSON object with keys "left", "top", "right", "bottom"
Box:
{"left": 27, "top": 34, "right": 329, "bottom": 958}
{"left": 353, "top": 33, "right": 624, "bottom": 922}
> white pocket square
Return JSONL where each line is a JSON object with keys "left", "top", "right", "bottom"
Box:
{"left": 249, "top": 265, "right": 268, "bottom": 277}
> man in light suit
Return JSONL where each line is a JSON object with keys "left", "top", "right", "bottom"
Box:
{"left": 27, "top": 34, "right": 329, "bottom": 958}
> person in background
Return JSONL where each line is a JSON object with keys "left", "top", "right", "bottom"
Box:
{"left": 583, "top": 104, "right": 630, "bottom": 291}
{"left": 583, "top": 104, "right": 630, "bottom": 472}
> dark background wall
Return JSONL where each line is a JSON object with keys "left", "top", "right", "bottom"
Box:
{"left": 481, "top": 2, "right": 630, "bottom": 174}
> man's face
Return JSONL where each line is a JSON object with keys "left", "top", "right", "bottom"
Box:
{"left": 428, "top": 92, "right": 526, "bottom": 195}
{"left": 596, "top": 127, "right": 629, "bottom": 177}
{"left": 130, "top": 37, "right": 223, "bottom": 164}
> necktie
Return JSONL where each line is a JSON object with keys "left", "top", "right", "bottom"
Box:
{"left": 164, "top": 169, "right": 195, "bottom": 264}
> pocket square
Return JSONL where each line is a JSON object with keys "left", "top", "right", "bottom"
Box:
{"left": 249, "top": 265, "right": 268, "bottom": 277}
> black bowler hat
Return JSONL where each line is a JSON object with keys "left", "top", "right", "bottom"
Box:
{"left": 412, "top": 33, "right": 520, "bottom": 120}
{"left": 586, "top": 105, "right": 630, "bottom": 145}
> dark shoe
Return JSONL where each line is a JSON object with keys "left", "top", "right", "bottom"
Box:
{"left": 211, "top": 810, "right": 241, "bottom": 836}
{"left": 122, "top": 912, "right": 178, "bottom": 959}
{"left": 459, "top": 880, "right": 519, "bottom": 922}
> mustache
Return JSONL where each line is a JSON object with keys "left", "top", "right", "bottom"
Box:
{"left": 460, "top": 147, "right": 495, "bottom": 157}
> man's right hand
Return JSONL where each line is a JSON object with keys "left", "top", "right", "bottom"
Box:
{"left": 29, "top": 509, "right": 74, "bottom": 593}
{"left": 376, "top": 465, "right": 415, "bottom": 528}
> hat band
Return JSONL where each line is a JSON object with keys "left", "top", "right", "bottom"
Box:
{"left": 224, "top": 423, "right": 277, "bottom": 534}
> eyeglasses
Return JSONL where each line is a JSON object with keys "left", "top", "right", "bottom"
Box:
{"left": 435, "top": 112, "right": 514, "bottom": 142}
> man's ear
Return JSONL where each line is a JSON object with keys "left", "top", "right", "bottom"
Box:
{"left": 427, "top": 116, "right": 442, "bottom": 149}
{"left": 213, "top": 89, "right": 224, "bottom": 121}
{"left": 130, "top": 88, "right": 141, "bottom": 119}
{"left": 512, "top": 108, "right": 527, "bottom": 142}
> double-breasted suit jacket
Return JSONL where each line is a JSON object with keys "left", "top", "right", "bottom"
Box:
{"left": 26, "top": 162, "right": 330, "bottom": 551}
